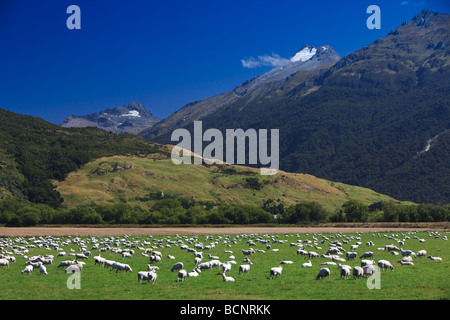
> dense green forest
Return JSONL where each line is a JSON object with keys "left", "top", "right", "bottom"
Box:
{"left": 0, "top": 197, "right": 448, "bottom": 226}
{"left": 0, "top": 108, "right": 169, "bottom": 208}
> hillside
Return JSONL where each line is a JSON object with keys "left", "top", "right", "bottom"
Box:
{"left": 145, "top": 10, "right": 450, "bottom": 205}
{"left": 0, "top": 108, "right": 169, "bottom": 207}
{"left": 55, "top": 155, "right": 402, "bottom": 212}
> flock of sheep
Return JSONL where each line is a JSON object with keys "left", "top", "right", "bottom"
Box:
{"left": 0, "top": 229, "right": 447, "bottom": 291}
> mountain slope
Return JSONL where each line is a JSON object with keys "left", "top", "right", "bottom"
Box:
{"left": 145, "top": 9, "right": 450, "bottom": 205}
{"left": 55, "top": 155, "right": 401, "bottom": 212}
{"left": 139, "top": 45, "right": 341, "bottom": 141}
{"left": 0, "top": 108, "right": 168, "bottom": 207}
{"left": 61, "top": 101, "right": 160, "bottom": 135}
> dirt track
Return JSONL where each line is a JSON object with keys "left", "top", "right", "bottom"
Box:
{"left": 0, "top": 223, "right": 447, "bottom": 237}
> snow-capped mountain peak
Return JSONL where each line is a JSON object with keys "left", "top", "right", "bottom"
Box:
{"left": 290, "top": 46, "right": 318, "bottom": 62}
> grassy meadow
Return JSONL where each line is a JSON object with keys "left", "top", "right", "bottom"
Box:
{"left": 0, "top": 229, "right": 448, "bottom": 300}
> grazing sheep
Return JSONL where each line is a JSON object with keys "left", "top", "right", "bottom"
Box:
{"left": 221, "top": 261, "right": 232, "bottom": 274}
{"left": 148, "top": 270, "right": 157, "bottom": 284}
{"left": 239, "top": 264, "right": 251, "bottom": 275}
{"left": 398, "top": 260, "right": 414, "bottom": 266}
{"left": 332, "top": 256, "right": 346, "bottom": 262}
{"left": 302, "top": 260, "right": 312, "bottom": 268}
{"left": 400, "top": 249, "right": 415, "bottom": 257}
{"left": 280, "top": 260, "right": 294, "bottom": 265}
{"left": 198, "top": 262, "right": 212, "bottom": 271}
{"left": 112, "top": 262, "right": 132, "bottom": 273}
{"left": 362, "top": 265, "right": 374, "bottom": 277}
{"left": 269, "top": 266, "right": 283, "bottom": 279}
{"left": 21, "top": 265, "right": 33, "bottom": 274}
{"left": 297, "top": 249, "right": 308, "bottom": 256}
{"left": 340, "top": 267, "right": 350, "bottom": 279}
{"left": 194, "top": 257, "right": 203, "bottom": 266}
{"left": 242, "top": 249, "right": 254, "bottom": 256}
{"left": 360, "top": 252, "right": 374, "bottom": 259}
{"left": 353, "top": 266, "right": 364, "bottom": 279}
{"left": 39, "top": 265, "right": 48, "bottom": 275}
{"left": 316, "top": 268, "right": 330, "bottom": 280}
{"left": 0, "top": 258, "right": 10, "bottom": 268}
{"left": 320, "top": 262, "right": 337, "bottom": 266}
{"left": 361, "top": 259, "right": 376, "bottom": 267}
{"left": 103, "top": 260, "right": 116, "bottom": 269}
{"left": 427, "top": 255, "right": 442, "bottom": 261}
{"left": 149, "top": 255, "right": 161, "bottom": 263}
{"left": 308, "top": 251, "right": 320, "bottom": 258}
{"left": 138, "top": 271, "right": 152, "bottom": 283}
{"left": 147, "top": 264, "right": 159, "bottom": 272}
{"left": 65, "top": 264, "right": 82, "bottom": 274}
{"left": 94, "top": 256, "right": 106, "bottom": 266}
{"left": 167, "top": 255, "right": 175, "bottom": 260}
{"left": 188, "top": 268, "right": 201, "bottom": 277}
{"left": 346, "top": 252, "right": 357, "bottom": 260}
{"left": 378, "top": 260, "right": 394, "bottom": 271}
{"left": 121, "top": 252, "right": 133, "bottom": 259}
{"left": 177, "top": 270, "right": 187, "bottom": 282}
{"left": 416, "top": 250, "right": 427, "bottom": 258}
{"left": 170, "top": 262, "right": 184, "bottom": 272}
{"left": 208, "top": 254, "right": 220, "bottom": 260}
{"left": 221, "top": 273, "right": 235, "bottom": 282}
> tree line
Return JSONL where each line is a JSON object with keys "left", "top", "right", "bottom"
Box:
{"left": 0, "top": 198, "right": 448, "bottom": 227}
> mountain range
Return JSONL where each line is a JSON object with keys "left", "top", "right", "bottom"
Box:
{"left": 142, "top": 9, "right": 450, "bottom": 205}
{"left": 61, "top": 101, "right": 160, "bottom": 135}
{"left": 6, "top": 9, "right": 450, "bottom": 207}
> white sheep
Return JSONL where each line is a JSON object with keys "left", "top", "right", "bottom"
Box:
{"left": 378, "top": 260, "right": 394, "bottom": 271}
{"left": 269, "top": 266, "right": 283, "bottom": 279}
{"left": 280, "top": 260, "right": 294, "bottom": 265}
{"left": 362, "top": 265, "right": 374, "bottom": 277}
{"left": 221, "top": 273, "right": 235, "bottom": 282}
{"left": 360, "top": 251, "right": 374, "bottom": 259}
{"left": 353, "top": 266, "right": 364, "bottom": 279}
{"left": 0, "top": 258, "right": 10, "bottom": 268}
{"left": 112, "top": 262, "right": 132, "bottom": 273}
{"left": 150, "top": 255, "right": 161, "bottom": 263}
{"left": 221, "top": 261, "right": 232, "bottom": 274}
{"left": 361, "top": 259, "right": 376, "bottom": 267}
{"left": 398, "top": 260, "right": 414, "bottom": 266}
{"left": 316, "top": 268, "right": 330, "bottom": 280}
{"left": 148, "top": 270, "right": 157, "bottom": 284}
{"left": 346, "top": 252, "right": 357, "bottom": 260}
{"left": 416, "top": 250, "right": 427, "bottom": 258}
{"left": 198, "top": 261, "right": 212, "bottom": 271}
{"left": 65, "top": 264, "right": 82, "bottom": 273}
{"left": 400, "top": 249, "right": 415, "bottom": 257}
{"left": 238, "top": 264, "right": 251, "bottom": 275}
{"left": 302, "top": 260, "right": 312, "bottom": 268}
{"left": 170, "top": 262, "right": 184, "bottom": 272}
{"left": 39, "top": 265, "right": 48, "bottom": 275}
{"left": 21, "top": 265, "right": 33, "bottom": 274}
{"left": 188, "top": 268, "right": 201, "bottom": 277}
{"left": 138, "top": 271, "right": 156, "bottom": 284}
{"left": 427, "top": 255, "right": 442, "bottom": 261}
{"left": 340, "top": 267, "right": 350, "bottom": 279}
{"left": 177, "top": 270, "right": 187, "bottom": 282}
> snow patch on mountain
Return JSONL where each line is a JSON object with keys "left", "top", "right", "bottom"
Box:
{"left": 290, "top": 47, "right": 317, "bottom": 62}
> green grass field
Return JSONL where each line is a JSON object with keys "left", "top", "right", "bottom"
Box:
{"left": 0, "top": 230, "right": 448, "bottom": 300}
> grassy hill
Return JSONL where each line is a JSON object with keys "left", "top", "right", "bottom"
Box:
{"left": 0, "top": 107, "right": 169, "bottom": 207}
{"left": 55, "top": 155, "right": 404, "bottom": 212}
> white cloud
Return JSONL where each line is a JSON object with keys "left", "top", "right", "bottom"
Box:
{"left": 241, "top": 53, "right": 289, "bottom": 68}
{"left": 401, "top": 0, "right": 426, "bottom": 6}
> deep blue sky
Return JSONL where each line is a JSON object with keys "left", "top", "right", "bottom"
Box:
{"left": 1, "top": 0, "right": 449, "bottom": 125}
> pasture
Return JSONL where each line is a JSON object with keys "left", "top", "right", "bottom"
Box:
{"left": 0, "top": 229, "right": 448, "bottom": 300}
